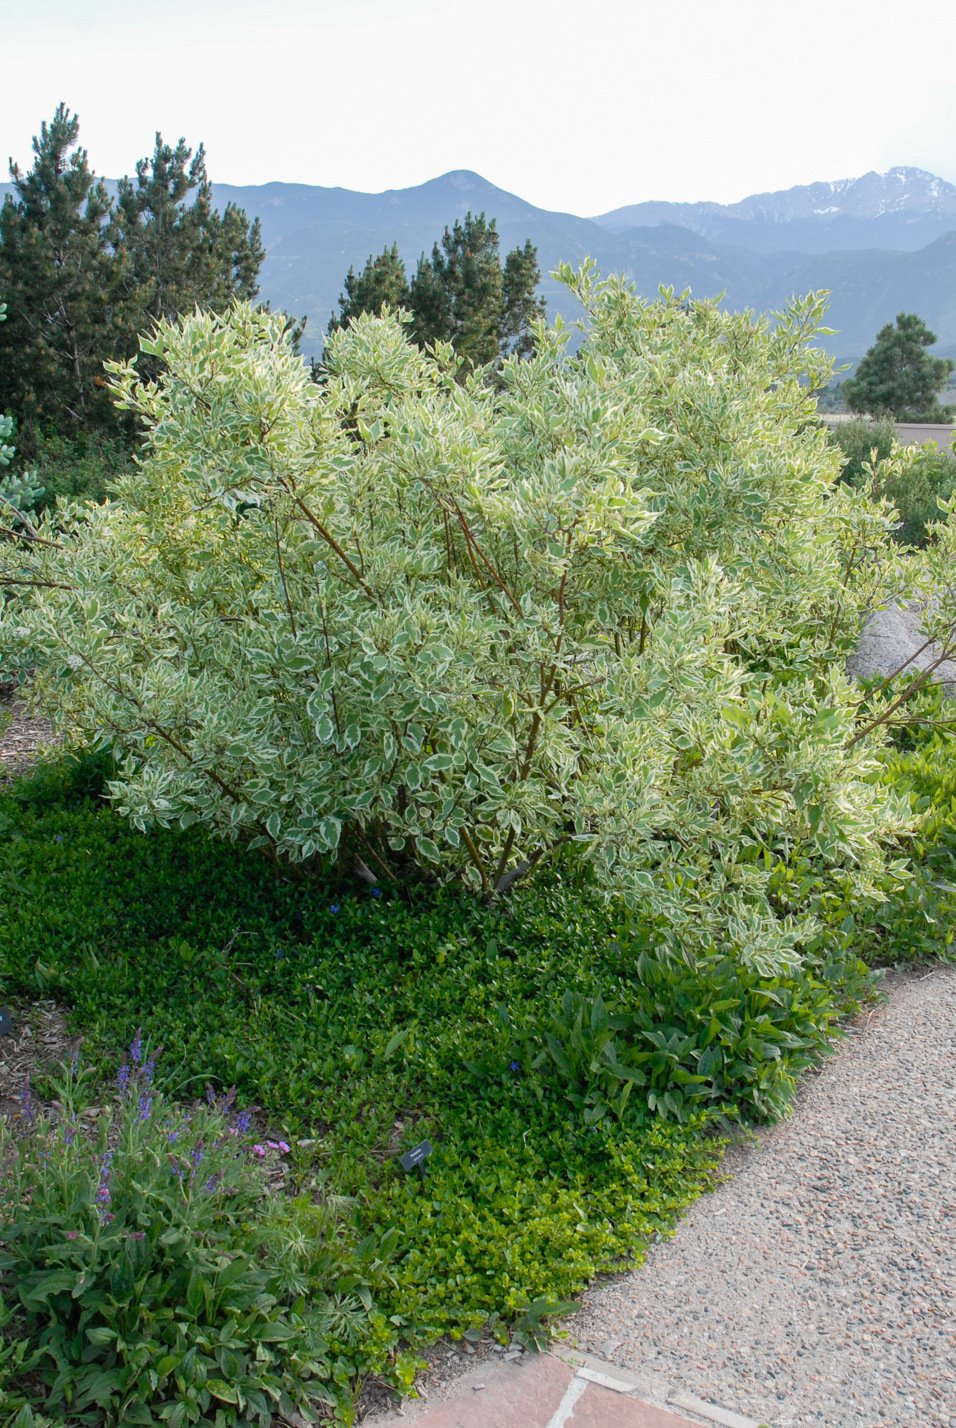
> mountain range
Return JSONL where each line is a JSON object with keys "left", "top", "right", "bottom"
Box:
{"left": 4, "top": 165, "right": 956, "bottom": 366}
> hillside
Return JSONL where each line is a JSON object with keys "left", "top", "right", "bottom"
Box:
{"left": 3, "top": 166, "right": 955, "bottom": 363}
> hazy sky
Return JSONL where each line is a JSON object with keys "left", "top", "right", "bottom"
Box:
{"left": 2, "top": 0, "right": 954, "bottom": 215}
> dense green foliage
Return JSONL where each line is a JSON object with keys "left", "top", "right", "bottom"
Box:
{"left": 329, "top": 212, "right": 545, "bottom": 364}
{"left": 0, "top": 106, "right": 263, "bottom": 447}
{"left": 2, "top": 272, "right": 932, "bottom": 984}
{"left": 2, "top": 683, "right": 953, "bottom": 1418}
{"left": 874, "top": 447, "right": 956, "bottom": 547}
{"left": 0, "top": 296, "right": 42, "bottom": 527}
{"left": 14, "top": 430, "right": 134, "bottom": 513}
{"left": 843, "top": 312, "right": 955, "bottom": 422}
{"left": 0, "top": 1043, "right": 400, "bottom": 1426}
{"left": 828, "top": 416, "right": 898, "bottom": 485}
{"left": 828, "top": 417, "right": 956, "bottom": 545}
{"left": 0, "top": 745, "right": 885, "bottom": 1407}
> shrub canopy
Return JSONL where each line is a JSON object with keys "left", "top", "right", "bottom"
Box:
{"left": 0, "top": 267, "right": 929, "bottom": 972}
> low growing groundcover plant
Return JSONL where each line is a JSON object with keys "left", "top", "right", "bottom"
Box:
{"left": 0, "top": 1031, "right": 410, "bottom": 1427}
{"left": 1, "top": 740, "right": 921, "bottom": 1419}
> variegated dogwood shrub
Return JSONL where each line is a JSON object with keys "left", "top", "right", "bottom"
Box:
{"left": 0, "top": 266, "right": 928, "bottom": 971}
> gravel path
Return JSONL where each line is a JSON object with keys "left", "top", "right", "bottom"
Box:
{"left": 570, "top": 966, "right": 956, "bottom": 1428}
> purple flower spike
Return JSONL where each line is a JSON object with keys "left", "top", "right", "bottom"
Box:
{"left": 117, "top": 1062, "right": 132, "bottom": 1097}
{"left": 19, "top": 1078, "right": 34, "bottom": 1126}
{"left": 137, "top": 1093, "right": 153, "bottom": 1122}
{"left": 130, "top": 1028, "right": 143, "bottom": 1066}
{"left": 234, "top": 1109, "right": 252, "bottom": 1135}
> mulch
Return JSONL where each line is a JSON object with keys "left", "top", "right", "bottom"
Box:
{"left": 0, "top": 696, "right": 57, "bottom": 785}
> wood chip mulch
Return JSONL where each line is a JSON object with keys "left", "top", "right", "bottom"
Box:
{"left": 0, "top": 698, "right": 58, "bottom": 784}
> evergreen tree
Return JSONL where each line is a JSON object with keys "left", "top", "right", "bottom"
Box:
{"left": 114, "top": 134, "right": 264, "bottom": 376}
{"left": 409, "top": 212, "right": 544, "bottom": 367}
{"left": 327, "top": 243, "right": 409, "bottom": 336}
{"left": 411, "top": 213, "right": 504, "bottom": 367}
{"left": 115, "top": 134, "right": 263, "bottom": 324}
{"left": 0, "top": 110, "right": 267, "bottom": 443}
{"left": 844, "top": 313, "right": 955, "bottom": 422}
{"left": 502, "top": 238, "right": 546, "bottom": 359}
{"left": 330, "top": 212, "right": 545, "bottom": 368}
{"left": 0, "top": 106, "right": 128, "bottom": 441}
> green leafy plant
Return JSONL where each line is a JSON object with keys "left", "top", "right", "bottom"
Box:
{"left": 0, "top": 271, "right": 924, "bottom": 982}
{"left": 828, "top": 416, "right": 898, "bottom": 487}
{"left": 0, "top": 1037, "right": 397, "bottom": 1426}
{"left": 873, "top": 446, "right": 956, "bottom": 547}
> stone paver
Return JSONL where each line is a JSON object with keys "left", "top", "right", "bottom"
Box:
{"left": 370, "top": 1352, "right": 711, "bottom": 1428}
{"left": 568, "top": 1380, "right": 701, "bottom": 1427}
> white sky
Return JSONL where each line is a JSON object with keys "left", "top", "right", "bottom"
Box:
{"left": 2, "top": 0, "right": 954, "bottom": 215}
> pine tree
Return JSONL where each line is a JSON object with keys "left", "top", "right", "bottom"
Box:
{"left": 114, "top": 135, "right": 264, "bottom": 375}
{"left": 0, "top": 105, "right": 127, "bottom": 442}
{"left": 0, "top": 111, "right": 267, "bottom": 443}
{"left": 330, "top": 212, "right": 544, "bottom": 369}
{"left": 502, "top": 238, "right": 546, "bottom": 359}
{"left": 411, "top": 213, "right": 504, "bottom": 367}
{"left": 327, "top": 243, "right": 409, "bottom": 336}
{"left": 844, "top": 313, "right": 955, "bottom": 422}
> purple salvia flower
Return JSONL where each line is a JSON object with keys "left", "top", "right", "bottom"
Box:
{"left": 203, "top": 1174, "right": 220, "bottom": 1194}
{"left": 234, "top": 1109, "right": 252, "bottom": 1135}
{"left": 130, "top": 1029, "right": 143, "bottom": 1066}
{"left": 19, "top": 1078, "right": 34, "bottom": 1126}
{"left": 137, "top": 1093, "right": 153, "bottom": 1122}
{"left": 117, "top": 1061, "right": 132, "bottom": 1097}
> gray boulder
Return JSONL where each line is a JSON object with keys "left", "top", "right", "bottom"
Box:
{"left": 848, "top": 603, "right": 956, "bottom": 696}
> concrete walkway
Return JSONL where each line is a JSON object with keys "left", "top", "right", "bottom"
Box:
{"left": 370, "top": 1348, "right": 761, "bottom": 1428}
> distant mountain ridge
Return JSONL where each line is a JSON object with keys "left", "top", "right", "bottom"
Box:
{"left": 3, "top": 165, "right": 955, "bottom": 363}
{"left": 594, "top": 167, "right": 956, "bottom": 254}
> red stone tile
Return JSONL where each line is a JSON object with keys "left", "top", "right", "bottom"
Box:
{"left": 377, "top": 1353, "right": 574, "bottom": 1428}
{"left": 568, "top": 1380, "right": 703, "bottom": 1428}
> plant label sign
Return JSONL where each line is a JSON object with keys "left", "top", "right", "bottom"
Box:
{"left": 399, "top": 1140, "right": 433, "bottom": 1174}
{"left": 0, "top": 1007, "right": 13, "bottom": 1037}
